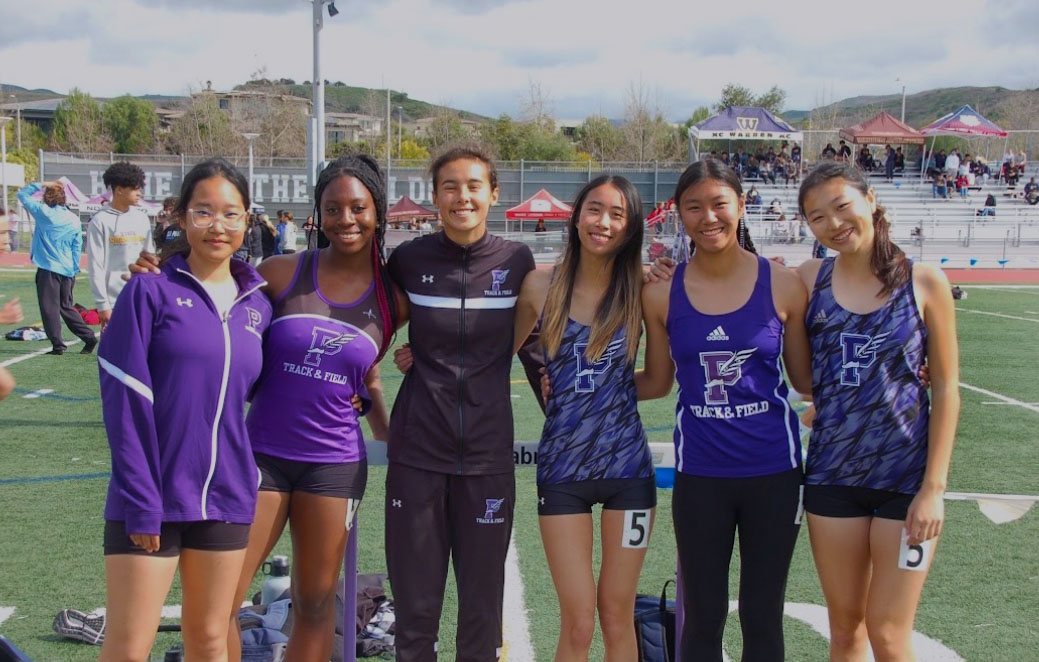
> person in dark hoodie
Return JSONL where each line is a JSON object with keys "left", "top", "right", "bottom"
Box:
{"left": 97, "top": 158, "right": 272, "bottom": 662}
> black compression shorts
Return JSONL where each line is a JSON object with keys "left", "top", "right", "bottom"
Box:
{"left": 255, "top": 452, "right": 367, "bottom": 500}
{"left": 537, "top": 477, "right": 657, "bottom": 516}
{"left": 103, "top": 520, "right": 249, "bottom": 557}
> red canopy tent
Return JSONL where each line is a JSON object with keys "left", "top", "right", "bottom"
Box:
{"left": 387, "top": 196, "right": 437, "bottom": 223}
{"left": 918, "top": 105, "right": 1009, "bottom": 180}
{"left": 506, "top": 188, "right": 573, "bottom": 231}
{"left": 839, "top": 112, "right": 924, "bottom": 145}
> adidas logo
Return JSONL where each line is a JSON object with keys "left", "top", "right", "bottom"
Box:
{"left": 812, "top": 310, "right": 828, "bottom": 324}
{"left": 706, "top": 325, "right": 729, "bottom": 341}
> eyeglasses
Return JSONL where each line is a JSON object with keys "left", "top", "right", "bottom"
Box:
{"left": 186, "top": 208, "right": 246, "bottom": 231}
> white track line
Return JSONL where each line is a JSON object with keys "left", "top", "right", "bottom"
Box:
{"left": 956, "top": 308, "right": 1039, "bottom": 323}
{"left": 0, "top": 607, "right": 14, "bottom": 626}
{"left": 960, "top": 382, "right": 1039, "bottom": 414}
{"left": 961, "top": 287, "right": 1039, "bottom": 296}
{"left": 22, "top": 388, "right": 54, "bottom": 399}
{"left": 502, "top": 533, "right": 535, "bottom": 662}
{"left": 0, "top": 340, "right": 82, "bottom": 367}
{"left": 982, "top": 401, "right": 1039, "bottom": 406}
{"left": 959, "top": 285, "right": 1039, "bottom": 290}
{"left": 945, "top": 491, "right": 1039, "bottom": 501}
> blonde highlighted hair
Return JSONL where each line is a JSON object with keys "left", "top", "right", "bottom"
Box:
{"left": 541, "top": 175, "right": 644, "bottom": 363}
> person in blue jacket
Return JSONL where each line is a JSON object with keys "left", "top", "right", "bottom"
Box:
{"left": 16, "top": 181, "right": 98, "bottom": 355}
{"left": 97, "top": 159, "right": 272, "bottom": 662}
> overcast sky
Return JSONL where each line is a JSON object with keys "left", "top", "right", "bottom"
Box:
{"left": 1, "top": 0, "right": 1036, "bottom": 120}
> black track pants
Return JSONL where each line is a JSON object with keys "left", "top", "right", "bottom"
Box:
{"left": 672, "top": 468, "right": 802, "bottom": 662}
{"left": 35, "top": 269, "right": 96, "bottom": 351}
{"left": 385, "top": 463, "right": 515, "bottom": 662}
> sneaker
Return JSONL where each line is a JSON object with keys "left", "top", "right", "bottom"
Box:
{"left": 80, "top": 338, "right": 98, "bottom": 355}
{"left": 53, "top": 608, "right": 106, "bottom": 645}
{"left": 45, "top": 348, "right": 65, "bottom": 356}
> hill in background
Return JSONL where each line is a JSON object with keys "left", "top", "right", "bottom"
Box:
{"left": 785, "top": 86, "right": 1039, "bottom": 129}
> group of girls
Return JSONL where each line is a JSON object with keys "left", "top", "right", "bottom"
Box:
{"left": 98, "top": 148, "right": 958, "bottom": 662}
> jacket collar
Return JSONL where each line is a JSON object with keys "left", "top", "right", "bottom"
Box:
{"left": 435, "top": 227, "right": 494, "bottom": 255}
{"left": 164, "top": 253, "right": 268, "bottom": 295}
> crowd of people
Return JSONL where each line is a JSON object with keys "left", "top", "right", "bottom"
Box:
{"left": 2, "top": 147, "right": 962, "bottom": 662}
{"left": 709, "top": 142, "right": 803, "bottom": 187}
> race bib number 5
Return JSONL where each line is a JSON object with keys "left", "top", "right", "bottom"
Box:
{"left": 622, "top": 509, "right": 651, "bottom": 549}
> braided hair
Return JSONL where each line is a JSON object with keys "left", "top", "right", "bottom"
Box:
{"left": 313, "top": 154, "right": 397, "bottom": 360}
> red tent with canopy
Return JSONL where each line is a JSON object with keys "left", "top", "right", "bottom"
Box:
{"left": 839, "top": 111, "right": 924, "bottom": 145}
{"left": 918, "top": 105, "right": 1009, "bottom": 180}
{"left": 506, "top": 188, "right": 572, "bottom": 231}
{"left": 506, "top": 188, "right": 572, "bottom": 220}
{"left": 387, "top": 196, "right": 437, "bottom": 222}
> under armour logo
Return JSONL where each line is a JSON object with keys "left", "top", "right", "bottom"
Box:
{"left": 392, "top": 499, "right": 402, "bottom": 508}
{"left": 176, "top": 297, "right": 193, "bottom": 308}
{"left": 363, "top": 308, "right": 376, "bottom": 319}
{"left": 422, "top": 274, "right": 434, "bottom": 283}
{"left": 538, "top": 497, "right": 545, "bottom": 506}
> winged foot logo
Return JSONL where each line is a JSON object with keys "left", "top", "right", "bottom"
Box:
{"left": 476, "top": 498, "right": 506, "bottom": 524}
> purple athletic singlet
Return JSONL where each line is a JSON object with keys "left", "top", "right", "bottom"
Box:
{"left": 247, "top": 249, "right": 384, "bottom": 463}
{"left": 667, "top": 256, "right": 801, "bottom": 477}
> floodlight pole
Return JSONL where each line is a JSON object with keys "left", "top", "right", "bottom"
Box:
{"left": 0, "top": 116, "right": 11, "bottom": 212}
{"left": 312, "top": 0, "right": 333, "bottom": 186}
{"left": 242, "top": 133, "right": 260, "bottom": 202}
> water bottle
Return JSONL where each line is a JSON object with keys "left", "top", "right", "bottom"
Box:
{"left": 261, "top": 555, "right": 291, "bottom": 605}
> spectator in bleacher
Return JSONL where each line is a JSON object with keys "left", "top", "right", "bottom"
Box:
{"left": 821, "top": 143, "right": 837, "bottom": 159}
{"left": 740, "top": 151, "right": 750, "bottom": 168}
{"left": 1024, "top": 177, "right": 1039, "bottom": 205}
{"left": 956, "top": 173, "right": 969, "bottom": 198}
{"left": 760, "top": 159, "right": 777, "bottom": 185}
{"left": 747, "top": 186, "right": 763, "bottom": 210}
{"left": 1002, "top": 160, "right": 1019, "bottom": 187}
{"left": 1017, "top": 150, "right": 1028, "bottom": 177}
{"left": 894, "top": 147, "right": 905, "bottom": 173}
{"left": 779, "top": 145, "right": 789, "bottom": 162}
{"left": 977, "top": 193, "right": 997, "bottom": 217}
{"left": 885, "top": 145, "right": 896, "bottom": 182}
{"left": 791, "top": 144, "right": 802, "bottom": 164}
{"left": 838, "top": 140, "right": 851, "bottom": 162}
{"left": 934, "top": 173, "right": 949, "bottom": 199}
{"left": 934, "top": 149, "right": 947, "bottom": 171}
{"left": 858, "top": 146, "right": 873, "bottom": 172}
{"left": 720, "top": 152, "right": 730, "bottom": 166}
{"left": 783, "top": 158, "right": 799, "bottom": 186}
{"left": 945, "top": 149, "right": 960, "bottom": 179}
{"left": 766, "top": 147, "right": 777, "bottom": 163}
{"left": 746, "top": 156, "right": 760, "bottom": 180}
{"left": 768, "top": 197, "right": 786, "bottom": 221}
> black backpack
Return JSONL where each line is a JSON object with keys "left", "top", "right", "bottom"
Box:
{"left": 634, "top": 581, "right": 676, "bottom": 662}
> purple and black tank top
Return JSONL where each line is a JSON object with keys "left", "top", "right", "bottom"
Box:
{"left": 667, "top": 256, "right": 801, "bottom": 478}
{"left": 805, "top": 258, "right": 929, "bottom": 494}
{"left": 247, "top": 249, "right": 384, "bottom": 464}
{"left": 538, "top": 319, "right": 653, "bottom": 485}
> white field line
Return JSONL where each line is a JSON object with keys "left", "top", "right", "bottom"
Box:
{"left": 982, "top": 401, "right": 1039, "bottom": 406}
{"left": 0, "top": 607, "right": 14, "bottom": 626}
{"left": 960, "top": 382, "right": 1039, "bottom": 414}
{"left": 0, "top": 340, "right": 82, "bottom": 367}
{"left": 945, "top": 491, "right": 1039, "bottom": 501}
{"left": 502, "top": 533, "right": 535, "bottom": 662}
{"left": 956, "top": 307, "right": 1039, "bottom": 323}
{"left": 1024, "top": 311, "right": 1039, "bottom": 315}
{"left": 22, "top": 388, "right": 54, "bottom": 399}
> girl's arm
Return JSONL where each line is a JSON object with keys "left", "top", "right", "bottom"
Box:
{"left": 634, "top": 279, "right": 674, "bottom": 400}
{"left": 96, "top": 278, "right": 163, "bottom": 550}
{"left": 773, "top": 263, "right": 813, "bottom": 395}
{"left": 362, "top": 364, "right": 389, "bottom": 442}
{"left": 906, "top": 264, "right": 960, "bottom": 545}
{"left": 512, "top": 269, "right": 550, "bottom": 355}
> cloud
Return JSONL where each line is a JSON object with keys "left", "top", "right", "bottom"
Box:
{"left": 427, "top": 0, "right": 533, "bottom": 14}
{"left": 0, "top": 7, "right": 96, "bottom": 47}
{"left": 502, "top": 49, "right": 596, "bottom": 69}
{"left": 133, "top": 0, "right": 303, "bottom": 13}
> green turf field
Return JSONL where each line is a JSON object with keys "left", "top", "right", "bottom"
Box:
{"left": 0, "top": 270, "right": 1037, "bottom": 660}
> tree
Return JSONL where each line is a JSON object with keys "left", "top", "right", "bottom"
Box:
{"left": 166, "top": 89, "right": 237, "bottom": 156}
{"left": 576, "top": 116, "right": 625, "bottom": 162}
{"left": 52, "top": 88, "right": 112, "bottom": 153}
{"left": 621, "top": 77, "right": 680, "bottom": 162}
{"left": 398, "top": 138, "right": 430, "bottom": 161}
{"left": 103, "top": 95, "right": 159, "bottom": 153}
{"left": 715, "top": 84, "right": 786, "bottom": 114}
{"left": 3, "top": 118, "right": 46, "bottom": 154}
{"left": 422, "top": 108, "right": 469, "bottom": 152}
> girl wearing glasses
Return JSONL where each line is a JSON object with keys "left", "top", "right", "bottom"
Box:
{"left": 98, "top": 159, "right": 272, "bottom": 662}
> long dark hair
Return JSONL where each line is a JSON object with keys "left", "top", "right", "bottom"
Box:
{"left": 798, "top": 162, "right": 910, "bottom": 296}
{"left": 160, "top": 158, "right": 250, "bottom": 265}
{"left": 313, "top": 154, "right": 397, "bottom": 360}
{"left": 541, "top": 175, "right": 643, "bottom": 363}
{"left": 673, "top": 158, "right": 756, "bottom": 254}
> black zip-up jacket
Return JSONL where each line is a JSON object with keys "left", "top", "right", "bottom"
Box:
{"left": 387, "top": 231, "right": 535, "bottom": 475}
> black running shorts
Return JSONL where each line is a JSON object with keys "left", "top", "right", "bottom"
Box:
{"left": 103, "top": 520, "right": 250, "bottom": 557}
{"left": 537, "top": 476, "right": 657, "bottom": 516}
{"left": 804, "top": 484, "right": 915, "bottom": 520}
{"left": 255, "top": 452, "right": 367, "bottom": 500}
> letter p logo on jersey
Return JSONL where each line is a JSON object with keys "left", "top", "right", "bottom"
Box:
{"left": 700, "top": 348, "right": 757, "bottom": 405}
{"left": 476, "top": 498, "right": 506, "bottom": 524}
{"left": 840, "top": 332, "right": 889, "bottom": 386}
{"left": 304, "top": 327, "right": 357, "bottom": 367}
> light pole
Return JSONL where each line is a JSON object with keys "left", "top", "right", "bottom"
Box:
{"left": 896, "top": 78, "right": 906, "bottom": 123}
{"left": 0, "top": 116, "right": 11, "bottom": 213}
{"left": 311, "top": 0, "right": 338, "bottom": 185}
{"left": 397, "top": 106, "right": 403, "bottom": 156}
{"left": 8, "top": 94, "right": 19, "bottom": 151}
{"left": 243, "top": 133, "right": 260, "bottom": 203}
